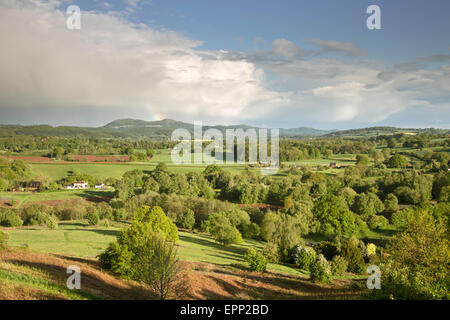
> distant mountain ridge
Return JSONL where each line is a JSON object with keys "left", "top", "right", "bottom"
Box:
{"left": 0, "top": 118, "right": 447, "bottom": 139}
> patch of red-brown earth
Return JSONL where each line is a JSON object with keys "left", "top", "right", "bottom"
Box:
{"left": 6, "top": 155, "right": 131, "bottom": 163}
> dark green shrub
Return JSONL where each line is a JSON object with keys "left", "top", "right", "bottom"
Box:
{"left": 368, "top": 215, "right": 389, "bottom": 229}
{"left": 309, "top": 254, "right": 332, "bottom": 283}
{"left": 113, "top": 208, "right": 128, "bottom": 221}
{"left": 241, "top": 222, "right": 260, "bottom": 239}
{"left": 0, "top": 210, "right": 23, "bottom": 227}
{"left": 262, "top": 242, "right": 280, "bottom": 263}
{"left": 24, "top": 211, "right": 50, "bottom": 226}
{"left": 341, "top": 237, "right": 365, "bottom": 274}
{"left": 292, "top": 245, "right": 316, "bottom": 271}
{"left": 244, "top": 248, "right": 267, "bottom": 272}
{"left": 314, "top": 241, "right": 340, "bottom": 260}
{"left": 87, "top": 211, "right": 99, "bottom": 226}
{"left": 391, "top": 208, "right": 414, "bottom": 229}
{"left": 207, "top": 213, "right": 242, "bottom": 246}
{"left": 179, "top": 208, "right": 195, "bottom": 230}
{"left": 331, "top": 255, "right": 348, "bottom": 276}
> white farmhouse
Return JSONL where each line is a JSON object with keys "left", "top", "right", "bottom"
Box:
{"left": 65, "top": 181, "right": 89, "bottom": 190}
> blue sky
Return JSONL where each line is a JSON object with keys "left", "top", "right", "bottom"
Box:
{"left": 85, "top": 0, "right": 450, "bottom": 63}
{"left": 0, "top": 0, "right": 449, "bottom": 129}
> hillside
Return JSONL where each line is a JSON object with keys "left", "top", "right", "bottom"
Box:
{"left": 0, "top": 247, "right": 363, "bottom": 300}
{"left": 0, "top": 119, "right": 446, "bottom": 140}
{"left": 324, "top": 126, "right": 449, "bottom": 138}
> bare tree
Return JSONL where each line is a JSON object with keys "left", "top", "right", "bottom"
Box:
{"left": 133, "top": 234, "right": 187, "bottom": 300}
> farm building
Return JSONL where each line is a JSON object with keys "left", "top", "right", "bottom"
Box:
{"left": 27, "top": 181, "right": 42, "bottom": 189}
{"left": 329, "top": 162, "right": 341, "bottom": 169}
{"left": 65, "top": 181, "right": 89, "bottom": 190}
{"left": 94, "top": 184, "right": 105, "bottom": 189}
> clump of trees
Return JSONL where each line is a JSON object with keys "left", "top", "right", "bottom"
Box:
{"left": 371, "top": 209, "right": 449, "bottom": 299}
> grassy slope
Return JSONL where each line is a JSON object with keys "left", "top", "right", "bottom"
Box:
{"left": 3, "top": 222, "right": 305, "bottom": 276}
{"left": 0, "top": 246, "right": 365, "bottom": 300}
{"left": 0, "top": 190, "right": 114, "bottom": 208}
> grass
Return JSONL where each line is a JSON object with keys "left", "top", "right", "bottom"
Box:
{"left": 3, "top": 221, "right": 305, "bottom": 276}
{"left": 0, "top": 262, "right": 100, "bottom": 300}
{"left": 0, "top": 189, "right": 113, "bottom": 208}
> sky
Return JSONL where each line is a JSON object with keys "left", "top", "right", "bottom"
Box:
{"left": 0, "top": 0, "right": 449, "bottom": 129}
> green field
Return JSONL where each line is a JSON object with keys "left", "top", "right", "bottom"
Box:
{"left": 0, "top": 190, "right": 114, "bottom": 208}
{"left": 3, "top": 222, "right": 305, "bottom": 276}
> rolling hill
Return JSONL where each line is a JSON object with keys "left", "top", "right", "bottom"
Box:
{"left": 0, "top": 119, "right": 447, "bottom": 140}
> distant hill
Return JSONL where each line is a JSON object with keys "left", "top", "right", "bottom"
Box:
{"left": 0, "top": 119, "right": 447, "bottom": 139}
{"left": 281, "top": 127, "right": 336, "bottom": 137}
{"left": 324, "top": 126, "right": 449, "bottom": 137}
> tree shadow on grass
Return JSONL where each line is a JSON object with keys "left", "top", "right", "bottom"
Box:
{"left": 62, "top": 228, "right": 120, "bottom": 237}
{"left": 6, "top": 259, "right": 155, "bottom": 300}
{"left": 179, "top": 234, "right": 248, "bottom": 258}
{"left": 77, "top": 190, "right": 114, "bottom": 202}
{"left": 198, "top": 272, "right": 361, "bottom": 300}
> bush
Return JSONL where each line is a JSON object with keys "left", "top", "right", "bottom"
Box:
{"left": 0, "top": 210, "right": 23, "bottom": 227}
{"left": 365, "top": 243, "right": 377, "bottom": 257}
{"left": 309, "top": 254, "right": 332, "bottom": 283}
{"left": 391, "top": 209, "right": 414, "bottom": 229}
{"left": 113, "top": 208, "right": 128, "bottom": 221}
{"left": 23, "top": 211, "right": 51, "bottom": 226}
{"left": 0, "top": 230, "right": 8, "bottom": 250}
{"left": 314, "top": 241, "right": 340, "bottom": 260}
{"left": 179, "top": 208, "right": 195, "bottom": 230}
{"left": 46, "top": 215, "right": 58, "bottom": 230}
{"left": 341, "top": 237, "right": 365, "bottom": 274}
{"left": 331, "top": 255, "right": 348, "bottom": 276}
{"left": 262, "top": 242, "right": 280, "bottom": 263}
{"left": 241, "top": 222, "right": 260, "bottom": 239}
{"left": 292, "top": 245, "right": 316, "bottom": 271}
{"left": 87, "top": 211, "right": 100, "bottom": 226}
{"left": 367, "top": 215, "right": 389, "bottom": 229}
{"left": 369, "top": 260, "right": 442, "bottom": 300}
{"left": 207, "top": 214, "right": 242, "bottom": 246}
{"left": 244, "top": 248, "right": 267, "bottom": 272}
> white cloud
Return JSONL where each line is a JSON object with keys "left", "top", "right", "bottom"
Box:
{"left": 0, "top": 0, "right": 449, "bottom": 129}
{"left": 0, "top": 0, "right": 285, "bottom": 125}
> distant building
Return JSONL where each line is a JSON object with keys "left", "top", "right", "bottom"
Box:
{"left": 28, "top": 181, "right": 41, "bottom": 188}
{"left": 65, "top": 181, "right": 89, "bottom": 190}
{"left": 329, "top": 162, "right": 342, "bottom": 169}
{"left": 94, "top": 184, "right": 105, "bottom": 189}
{"left": 27, "top": 181, "right": 42, "bottom": 190}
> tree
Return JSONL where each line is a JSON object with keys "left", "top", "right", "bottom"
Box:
{"left": 356, "top": 154, "right": 370, "bottom": 166}
{"left": 313, "top": 194, "right": 357, "bottom": 237}
{"left": 352, "top": 192, "right": 384, "bottom": 218}
{"left": 208, "top": 214, "right": 242, "bottom": 246}
{"left": 98, "top": 206, "right": 178, "bottom": 277}
{"left": 374, "top": 210, "right": 449, "bottom": 299}
{"left": 179, "top": 208, "right": 195, "bottom": 230}
{"left": 260, "top": 212, "right": 279, "bottom": 242}
{"left": 132, "top": 234, "right": 186, "bottom": 300}
{"left": 384, "top": 193, "right": 398, "bottom": 212}
{"left": 86, "top": 210, "right": 99, "bottom": 226}
{"left": 388, "top": 154, "right": 406, "bottom": 168}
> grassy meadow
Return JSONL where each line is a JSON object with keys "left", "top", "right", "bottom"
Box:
{"left": 3, "top": 221, "right": 307, "bottom": 277}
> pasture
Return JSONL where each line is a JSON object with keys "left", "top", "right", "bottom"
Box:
{"left": 3, "top": 222, "right": 306, "bottom": 276}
